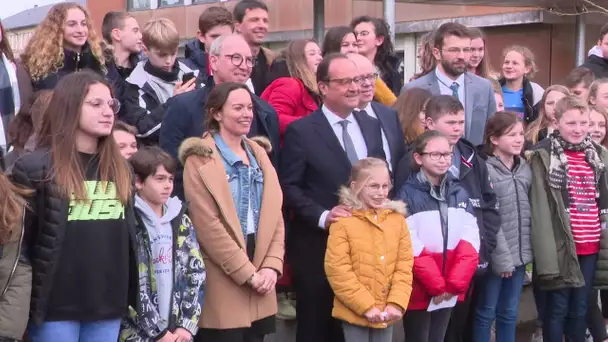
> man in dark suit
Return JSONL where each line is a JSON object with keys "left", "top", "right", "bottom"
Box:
{"left": 280, "top": 53, "right": 385, "bottom": 342}
{"left": 159, "top": 34, "right": 279, "bottom": 200}
{"left": 347, "top": 52, "right": 405, "bottom": 174}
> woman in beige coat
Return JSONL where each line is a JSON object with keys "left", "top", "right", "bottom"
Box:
{"left": 179, "top": 82, "right": 285, "bottom": 342}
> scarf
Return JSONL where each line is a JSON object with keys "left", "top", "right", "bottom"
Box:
{"left": 548, "top": 130, "right": 604, "bottom": 197}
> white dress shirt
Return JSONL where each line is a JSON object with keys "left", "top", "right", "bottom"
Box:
{"left": 318, "top": 104, "right": 368, "bottom": 228}
{"left": 435, "top": 67, "right": 466, "bottom": 110}
{"left": 359, "top": 103, "right": 391, "bottom": 171}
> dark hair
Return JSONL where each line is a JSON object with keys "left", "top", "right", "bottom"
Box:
{"left": 37, "top": 70, "right": 132, "bottom": 203}
{"left": 204, "top": 82, "right": 253, "bottom": 133}
{"left": 322, "top": 26, "right": 355, "bottom": 56}
{"left": 393, "top": 87, "right": 433, "bottom": 143}
{"left": 600, "top": 22, "right": 608, "bottom": 42}
{"left": 564, "top": 67, "right": 596, "bottom": 89}
{"left": 101, "top": 11, "right": 131, "bottom": 43}
{"left": 129, "top": 146, "right": 177, "bottom": 182}
{"left": 425, "top": 95, "right": 464, "bottom": 121}
{"left": 7, "top": 90, "right": 53, "bottom": 152}
{"left": 317, "top": 53, "right": 348, "bottom": 83}
{"left": 114, "top": 120, "right": 138, "bottom": 135}
{"left": 350, "top": 16, "right": 395, "bottom": 79}
{"left": 483, "top": 111, "right": 524, "bottom": 155}
{"left": 199, "top": 6, "right": 234, "bottom": 35}
{"left": 233, "top": 0, "right": 268, "bottom": 23}
{"left": 434, "top": 22, "right": 470, "bottom": 49}
{"left": 0, "top": 20, "right": 14, "bottom": 61}
{"left": 412, "top": 130, "right": 450, "bottom": 170}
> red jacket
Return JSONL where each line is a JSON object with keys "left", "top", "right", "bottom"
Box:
{"left": 261, "top": 77, "right": 318, "bottom": 143}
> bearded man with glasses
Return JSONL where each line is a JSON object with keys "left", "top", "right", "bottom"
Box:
{"left": 403, "top": 22, "right": 496, "bottom": 146}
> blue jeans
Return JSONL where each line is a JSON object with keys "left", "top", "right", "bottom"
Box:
{"left": 28, "top": 319, "right": 121, "bottom": 342}
{"left": 473, "top": 265, "right": 526, "bottom": 342}
{"left": 543, "top": 253, "right": 598, "bottom": 342}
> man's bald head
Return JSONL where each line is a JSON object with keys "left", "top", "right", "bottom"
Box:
{"left": 346, "top": 53, "right": 376, "bottom": 106}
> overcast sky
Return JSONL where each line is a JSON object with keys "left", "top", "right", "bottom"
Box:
{"left": 0, "top": 0, "right": 63, "bottom": 19}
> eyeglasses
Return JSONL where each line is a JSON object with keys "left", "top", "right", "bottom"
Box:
{"left": 365, "top": 183, "right": 392, "bottom": 192}
{"left": 224, "top": 54, "right": 256, "bottom": 68}
{"left": 360, "top": 73, "right": 379, "bottom": 83}
{"left": 85, "top": 98, "right": 121, "bottom": 114}
{"left": 421, "top": 152, "right": 453, "bottom": 161}
{"left": 326, "top": 76, "right": 364, "bottom": 86}
{"left": 442, "top": 47, "right": 472, "bottom": 55}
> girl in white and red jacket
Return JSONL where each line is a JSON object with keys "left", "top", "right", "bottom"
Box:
{"left": 396, "top": 130, "right": 480, "bottom": 342}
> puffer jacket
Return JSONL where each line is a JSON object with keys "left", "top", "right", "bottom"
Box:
{"left": 120, "top": 200, "right": 206, "bottom": 341}
{"left": 324, "top": 187, "right": 413, "bottom": 329}
{"left": 0, "top": 210, "right": 31, "bottom": 341}
{"left": 397, "top": 171, "right": 480, "bottom": 310}
{"left": 486, "top": 156, "right": 532, "bottom": 274}
{"left": 527, "top": 140, "right": 608, "bottom": 290}
{"left": 374, "top": 78, "right": 397, "bottom": 107}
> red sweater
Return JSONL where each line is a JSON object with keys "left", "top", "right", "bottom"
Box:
{"left": 566, "top": 150, "right": 601, "bottom": 255}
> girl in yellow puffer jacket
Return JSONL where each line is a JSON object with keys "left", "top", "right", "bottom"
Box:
{"left": 325, "top": 157, "right": 414, "bottom": 342}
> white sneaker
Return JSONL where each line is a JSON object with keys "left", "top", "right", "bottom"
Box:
{"left": 586, "top": 329, "right": 593, "bottom": 342}
{"left": 530, "top": 330, "right": 543, "bottom": 342}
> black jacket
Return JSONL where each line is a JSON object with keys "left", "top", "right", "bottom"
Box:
{"left": 183, "top": 40, "right": 212, "bottom": 87}
{"left": 394, "top": 138, "right": 500, "bottom": 275}
{"left": 9, "top": 149, "right": 137, "bottom": 324}
{"left": 106, "top": 52, "right": 141, "bottom": 103}
{"left": 279, "top": 108, "right": 386, "bottom": 276}
{"left": 580, "top": 55, "right": 608, "bottom": 79}
{"left": 378, "top": 54, "right": 403, "bottom": 96}
{"left": 32, "top": 43, "right": 104, "bottom": 91}
{"left": 159, "top": 85, "right": 280, "bottom": 200}
{"left": 498, "top": 77, "right": 540, "bottom": 125}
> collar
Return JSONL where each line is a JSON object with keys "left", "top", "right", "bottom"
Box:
{"left": 357, "top": 102, "right": 374, "bottom": 114}
{"left": 322, "top": 104, "right": 355, "bottom": 126}
{"left": 435, "top": 67, "right": 465, "bottom": 88}
{"left": 143, "top": 60, "right": 180, "bottom": 82}
{"left": 212, "top": 133, "right": 256, "bottom": 168}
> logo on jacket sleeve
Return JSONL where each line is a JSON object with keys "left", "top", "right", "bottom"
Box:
{"left": 469, "top": 198, "right": 480, "bottom": 208}
{"left": 458, "top": 201, "right": 468, "bottom": 209}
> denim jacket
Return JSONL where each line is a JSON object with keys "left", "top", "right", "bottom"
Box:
{"left": 213, "top": 133, "right": 264, "bottom": 240}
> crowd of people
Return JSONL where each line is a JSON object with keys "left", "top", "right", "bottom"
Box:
{"left": 2, "top": 0, "right": 608, "bottom": 342}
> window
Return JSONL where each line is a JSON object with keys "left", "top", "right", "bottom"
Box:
{"left": 159, "top": 0, "right": 183, "bottom": 6}
{"left": 129, "top": 0, "right": 151, "bottom": 10}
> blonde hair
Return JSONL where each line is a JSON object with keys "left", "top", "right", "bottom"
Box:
{"left": 348, "top": 158, "right": 390, "bottom": 188}
{"left": 554, "top": 95, "right": 589, "bottom": 121}
{"left": 411, "top": 31, "right": 436, "bottom": 81}
{"left": 502, "top": 45, "right": 538, "bottom": 79}
{"left": 21, "top": 2, "right": 104, "bottom": 81}
{"left": 591, "top": 105, "right": 608, "bottom": 148}
{"left": 142, "top": 18, "right": 179, "bottom": 53}
{"left": 589, "top": 78, "right": 608, "bottom": 106}
{"left": 525, "top": 85, "right": 571, "bottom": 143}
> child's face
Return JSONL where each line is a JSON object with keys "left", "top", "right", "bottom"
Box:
{"left": 425, "top": 111, "right": 465, "bottom": 146}
{"left": 494, "top": 93, "right": 505, "bottom": 112}
{"left": 145, "top": 47, "right": 177, "bottom": 72}
{"left": 557, "top": 109, "right": 590, "bottom": 145}
{"left": 491, "top": 122, "right": 525, "bottom": 157}
{"left": 136, "top": 165, "right": 174, "bottom": 207}
{"left": 351, "top": 166, "right": 391, "bottom": 210}
{"left": 570, "top": 82, "right": 590, "bottom": 102}
{"left": 414, "top": 137, "right": 452, "bottom": 179}
{"left": 544, "top": 90, "right": 566, "bottom": 123}
{"left": 591, "top": 83, "right": 608, "bottom": 109}
{"left": 589, "top": 109, "right": 607, "bottom": 144}
{"left": 113, "top": 130, "right": 138, "bottom": 159}
{"left": 502, "top": 51, "right": 529, "bottom": 82}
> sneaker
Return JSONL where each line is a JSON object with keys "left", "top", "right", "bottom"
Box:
{"left": 586, "top": 329, "right": 593, "bottom": 342}
{"left": 276, "top": 292, "right": 297, "bottom": 320}
{"left": 530, "top": 329, "right": 543, "bottom": 342}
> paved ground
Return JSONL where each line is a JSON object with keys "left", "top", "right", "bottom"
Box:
{"left": 266, "top": 285, "right": 538, "bottom": 342}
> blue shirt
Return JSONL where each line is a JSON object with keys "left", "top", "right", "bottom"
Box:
{"left": 502, "top": 86, "right": 525, "bottom": 118}
{"left": 213, "top": 133, "right": 264, "bottom": 240}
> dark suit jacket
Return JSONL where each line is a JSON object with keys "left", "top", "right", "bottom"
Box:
{"left": 279, "top": 108, "right": 386, "bottom": 276}
{"left": 159, "top": 85, "right": 280, "bottom": 200}
{"left": 369, "top": 101, "right": 406, "bottom": 175}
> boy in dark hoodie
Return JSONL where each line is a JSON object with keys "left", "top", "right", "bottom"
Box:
{"left": 580, "top": 23, "right": 608, "bottom": 79}
{"left": 122, "top": 18, "right": 200, "bottom": 146}
{"left": 393, "top": 95, "right": 500, "bottom": 342}
{"left": 120, "top": 146, "right": 205, "bottom": 342}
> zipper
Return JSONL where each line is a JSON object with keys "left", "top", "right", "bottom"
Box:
{"left": 167, "top": 207, "right": 184, "bottom": 329}
{"left": 513, "top": 173, "right": 524, "bottom": 266}
{"left": 1, "top": 210, "right": 26, "bottom": 299}
{"left": 76, "top": 52, "right": 81, "bottom": 71}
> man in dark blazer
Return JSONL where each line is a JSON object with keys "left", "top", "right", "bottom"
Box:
{"left": 347, "top": 53, "right": 405, "bottom": 174}
{"left": 280, "top": 53, "right": 385, "bottom": 342}
{"left": 159, "top": 34, "right": 279, "bottom": 200}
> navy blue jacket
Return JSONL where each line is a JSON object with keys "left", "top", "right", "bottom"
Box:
{"left": 183, "top": 40, "right": 212, "bottom": 87}
{"left": 159, "top": 85, "right": 280, "bottom": 200}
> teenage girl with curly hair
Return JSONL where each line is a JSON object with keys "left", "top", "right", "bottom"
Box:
{"left": 21, "top": 2, "right": 105, "bottom": 91}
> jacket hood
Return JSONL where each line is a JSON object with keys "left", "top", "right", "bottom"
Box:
{"left": 134, "top": 194, "right": 182, "bottom": 226}
{"left": 587, "top": 54, "right": 608, "bottom": 68}
{"left": 178, "top": 135, "right": 273, "bottom": 166}
{"left": 337, "top": 186, "right": 407, "bottom": 216}
{"left": 589, "top": 46, "right": 604, "bottom": 58}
